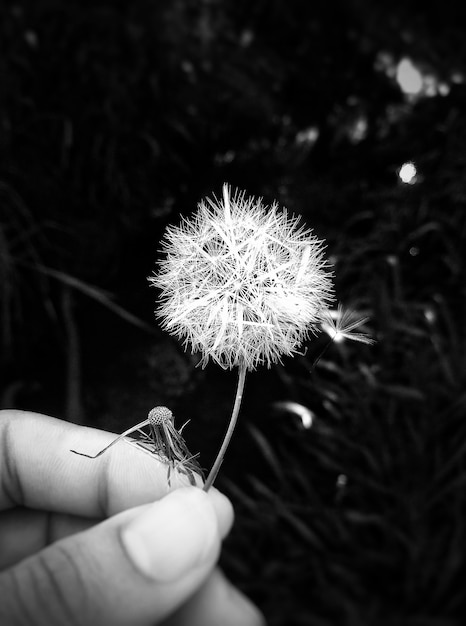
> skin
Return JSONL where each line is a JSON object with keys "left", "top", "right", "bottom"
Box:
{"left": 0, "top": 410, "right": 265, "bottom": 626}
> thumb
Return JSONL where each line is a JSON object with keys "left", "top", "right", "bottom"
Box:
{"left": 0, "top": 487, "right": 232, "bottom": 626}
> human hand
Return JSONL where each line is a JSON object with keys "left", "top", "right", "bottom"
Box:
{"left": 0, "top": 410, "right": 265, "bottom": 626}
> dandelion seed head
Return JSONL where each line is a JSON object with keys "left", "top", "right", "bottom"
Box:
{"left": 148, "top": 406, "right": 173, "bottom": 426}
{"left": 150, "top": 184, "right": 334, "bottom": 371}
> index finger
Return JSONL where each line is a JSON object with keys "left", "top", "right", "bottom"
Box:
{"left": 0, "top": 410, "right": 195, "bottom": 517}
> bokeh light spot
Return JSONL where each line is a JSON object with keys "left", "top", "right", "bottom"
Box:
{"left": 398, "top": 161, "right": 417, "bottom": 184}
{"left": 396, "top": 58, "right": 423, "bottom": 95}
{"left": 274, "top": 401, "right": 314, "bottom": 429}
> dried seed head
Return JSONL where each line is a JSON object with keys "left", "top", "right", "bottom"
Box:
{"left": 150, "top": 184, "right": 334, "bottom": 371}
{"left": 148, "top": 406, "right": 173, "bottom": 426}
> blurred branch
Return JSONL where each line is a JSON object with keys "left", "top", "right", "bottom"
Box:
{"left": 19, "top": 262, "right": 157, "bottom": 334}
{"left": 60, "top": 284, "right": 84, "bottom": 424}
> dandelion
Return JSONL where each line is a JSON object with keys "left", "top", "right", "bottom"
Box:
{"left": 150, "top": 184, "right": 334, "bottom": 489}
{"left": 71, "top": 406, "right": 202, "bottom": 486}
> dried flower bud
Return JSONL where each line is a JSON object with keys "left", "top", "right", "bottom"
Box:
{"left": 71, "top": 406, "right": 202, "bottom": 486}
{"left": 150, "top": 184, "right": 334, "bottom": 371}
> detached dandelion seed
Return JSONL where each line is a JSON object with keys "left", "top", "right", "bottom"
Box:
{"left": 321, "top": 305, "right": 375, "bottom": 345}
{"left": 150, "top": 184, "right": 334, "bottom": 490}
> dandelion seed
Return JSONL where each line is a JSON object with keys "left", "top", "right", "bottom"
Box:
{"left": 70, "top": 406, "right": 202, "bottom": 486}
{"left": 321, "top": 305, "right": 374, "bottom": 345}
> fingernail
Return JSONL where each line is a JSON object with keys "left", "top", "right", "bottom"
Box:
{"left": 121, "top": 487, "right": 219, "bottom": 581}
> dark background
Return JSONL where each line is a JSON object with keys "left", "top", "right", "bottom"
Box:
{"left": 1, "top": 1, "right": 466, "bottom": 624}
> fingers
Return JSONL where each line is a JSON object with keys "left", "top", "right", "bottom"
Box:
{"left": 0, "top": 508, "right": 96, "bottom": 570}
{"left": 0, "top": 488, "right": 233, "bottom": 569}
{"left": 0, "top": 411, "right": 265, "bottom": 624}
{"left": 0, "top": 488, "right": 248, "bottom": 626}
{"left": 0, "top": 409, "right": 234, "bottom": 572}
{"left": 0, "top": 410, "right": 202, "bottom": 516}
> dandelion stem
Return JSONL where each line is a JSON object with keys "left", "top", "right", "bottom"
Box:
{"left": 203, "top": 362, "right": 247, "bottom": 491}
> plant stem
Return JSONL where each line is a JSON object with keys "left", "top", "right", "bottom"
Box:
{"left": 203, "top": 362, "right": 247, "bottom": 491}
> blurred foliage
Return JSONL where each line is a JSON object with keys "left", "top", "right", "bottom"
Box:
{"left": 1, "top": 0, "right": 466, "bottom": 623}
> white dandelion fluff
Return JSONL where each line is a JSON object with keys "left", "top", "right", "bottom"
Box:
{"left": 150, "top": 184, "right": 334, "bottom": 372}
